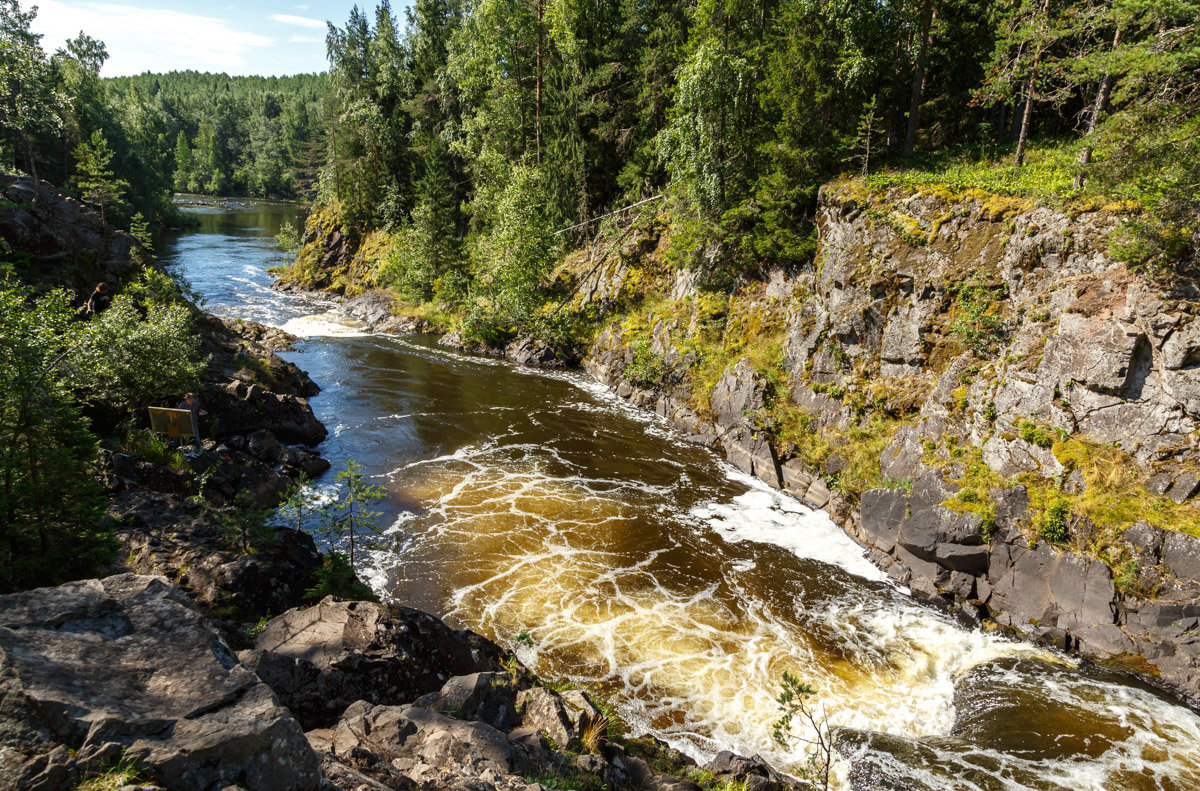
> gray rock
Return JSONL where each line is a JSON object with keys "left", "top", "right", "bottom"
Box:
{"left": 1166, "top": 473, "right": 1200, "bottom": 504}
{"left": 516, "top": 687, "right": 578, "bottom": 750}
{"left": 1163, "top": 532, "right": 1200, "bottom": 583}
{"left": 1162, "top": 320, "right": 1200, "bottom": 370}
{"left": 711, "top": 360, "right": 765, "bottom": 431}
{"left": 250, "top": 598, "right": 507, "bottom": 727}
{"left": 0, "top": 575, "right": 320, "bottom": 791}
{"left": 330, "top": 701, "right": 526, "bottom": 780}
{"left": 989, "top": 543, "right": 1118, "bottom": 644}
{"left": 1041, "top": 313, "right": 1148, "bottom": 396}
{"left": 858, "top": 488, "right": 908, "bottom": 550}
{"left": 981, "top": 435, "right": 1064, "bottom": 480}
{"left": 991, "top": 486, "right": 1030, "bottom": 532}
{"left": 245, "top": 428, "right": 280, "bottom": 460}
{"left": 428, "top": 672, "right": 520, "bottom": 732}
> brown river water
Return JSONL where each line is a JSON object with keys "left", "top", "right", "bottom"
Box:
{"left": 163, "top": 197, "right": 1200, "bottom": 791}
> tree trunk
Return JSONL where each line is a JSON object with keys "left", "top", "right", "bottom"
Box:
{"left": 904, "top": 0, "right": 935, "bottom": 157}
{"left": 535, "top": 0, "right": 544, "bottom": 165}
{"left": 1015, "top": 0, "right": 1053, "bottom": 167}
{"left": 1014, "top": 87, "right": 1035, "bottom": 166}
{"left": 23, "top": 136, "right": 39, "bottom": 207}
{"left": 1074, "top": 27, "right": 1122, "bottom": 188}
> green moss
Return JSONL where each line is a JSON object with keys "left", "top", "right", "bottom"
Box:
{"left": 1050, "top": 438, "right": 1200, "bottom": 537}
{"left": 1017, "top": 419, "right": 1055, "bottom": 449}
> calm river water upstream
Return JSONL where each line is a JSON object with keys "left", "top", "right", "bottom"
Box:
{"left": 163, "top": 197, "right": 1200, "bottom": 791}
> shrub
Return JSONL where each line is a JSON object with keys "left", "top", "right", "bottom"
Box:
{"left": 1017, "top": 419, "right": 1054, "bottom": 449}
{"left": 623, "top": 338, "right": 672, "bottom": 389}
{"left": 69, "top": 292, "right": 208, "bottom": 416}
{"left": 305, "top": 551, "right": 377, "bottom": 602}
{"left": 1035, "top": 496, "right": 1071, "bottom": 543}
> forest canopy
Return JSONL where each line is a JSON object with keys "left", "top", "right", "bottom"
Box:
{"left": 304, "top": 0, "right": 1200, "bottom": 339}
{"left": 2, "top": 0, "right": 1197, "bottom": 292}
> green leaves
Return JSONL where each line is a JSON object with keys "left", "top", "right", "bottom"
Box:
{"left": 69, "top": 291, "right": 207, "bottom": 416}
{"left": 0, "top": 278, "right": 112, "bottom": 592}
{"left": 310, "top": 459, "right": 387, "bottom": 567}
{"left": 74, "top": 130, "right": 129, "bottom": 225}
{"left": 658, "top": 40, "right": 756, "bottom": 219}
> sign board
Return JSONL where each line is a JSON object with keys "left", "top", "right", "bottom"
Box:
{"left": 149, "top": 407, "right": 195, "bottom": 439}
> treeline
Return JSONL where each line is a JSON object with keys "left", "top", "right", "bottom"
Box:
{"left": 0, "top": 2, "right": 327, "bottom": 233}
{"left": 310, "top": 0, "right": 1199, "bottom": 341}
{"left": 106, "top": 72, "right": 326, "bottom": 198}
{"left": 1, "top": 3, "right": 174, "bottom": 226}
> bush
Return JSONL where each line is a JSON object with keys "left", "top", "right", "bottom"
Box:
{"left": 1035, "top": 496, "right": 1071, "bottom": 543}
{"left": 622, "top": 338, "right": 672, "bottom": 389}
{"left": 1017, "top": 419, "right": 1054, "bottom": 449}
{"left": 69, "top": 289, "right": 208, "bottom": 419}
{"left": 305, "top": 551, "right": 377, "bottom": 602}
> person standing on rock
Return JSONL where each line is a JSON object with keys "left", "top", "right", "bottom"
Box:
{"left": 178, "top": 392, "right": 207, "bottom": 447}
{"left": 85, "top": 282, "right": 110, "bottom": 316}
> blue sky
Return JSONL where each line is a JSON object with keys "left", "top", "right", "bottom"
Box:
{"left": 30, "top": 1, "right": 413, "bottom": 76}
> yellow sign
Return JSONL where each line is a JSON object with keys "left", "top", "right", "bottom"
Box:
{"left": 148, "top": 407, "right": 195, "bottom": 439}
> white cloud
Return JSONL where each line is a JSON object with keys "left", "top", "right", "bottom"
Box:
{"left": 32, "top": 1, "right": 275, "bottom": 76}
{"left": 271, "top": 13, "right": 325, "bottom": 29}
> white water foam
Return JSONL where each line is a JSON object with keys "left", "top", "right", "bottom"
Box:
{"left": 368, "top": 437, "right": 1058, "bottom": 781}
{"left": 690, "top": 465, "right": 888, "bottom": 583}
{"left": 279, "top": 311, "right": 373, "bottom": 337}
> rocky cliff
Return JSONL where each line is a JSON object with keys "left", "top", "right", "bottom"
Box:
{"left": 583, "top": 181, "right": 1200, "bottom": 704}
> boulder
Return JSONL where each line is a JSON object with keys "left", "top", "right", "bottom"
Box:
{"left": 247, "top": 598, "right": 508, "bottom": 727}
{"left": 207, "top": 380, "right": 327, "bottom": 446}
{"left": 112, "top": 492, "right": 322, "bottom": 619}
{"left": 330, "top": 701, "right": 527, "bottom": 783}
{"left": 703, "top": 750, "right": 805, "bottom": 791}
{"left": 423, "top": 672, "right": 521, "bottom": 732}
{"left": 516, "top": 687, "right": 579, "bottom": 750}
{"left": 0, "top": 575, "right": 319, "bottom": 791}
{"left": 505, "top": 335, "right": 575, "bottom": 368}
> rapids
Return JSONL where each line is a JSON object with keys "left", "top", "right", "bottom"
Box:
{"left": 163, "top": 197, "right": 1200, "bottom": 791}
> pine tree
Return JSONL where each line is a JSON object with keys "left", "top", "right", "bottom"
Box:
{"left": 73, "top": 130, "right": 128, "bottom": 227}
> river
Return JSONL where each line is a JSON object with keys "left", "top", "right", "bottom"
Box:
{"left": 163, "top": 197, "right": 1200, "bottom": 791}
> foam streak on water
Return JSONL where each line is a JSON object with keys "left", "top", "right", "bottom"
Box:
{"left": 370, "top": 435, "right": 1056, "bottom": 777}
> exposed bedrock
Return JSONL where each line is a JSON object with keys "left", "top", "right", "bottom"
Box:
{"left": 0, "top": 575, "right": 321, "bottom": 791}
{"left": 584, "top": 183, "right": 1200, "bottom": 703}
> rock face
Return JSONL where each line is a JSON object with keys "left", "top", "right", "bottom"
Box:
{"left": 108, "top": 490, "right": 324, "bottom": 620}
{"left": 200, "top": 314, "right": 327, "bottom": 447}
{"left": 0, "top": 574, "right": 321, "bottom": 791}
{"left": 0, "top": 174, "right": 138, "bottom": 297}
{"left": 242, "top": 598, "right": 509, "bottom": 728}
{"left": 583, "top": 183, "right": 1200, "bottom": 703}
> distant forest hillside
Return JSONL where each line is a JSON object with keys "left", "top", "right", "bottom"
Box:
{"left": 105, "top": 72, "right": 327, "bottom": 199}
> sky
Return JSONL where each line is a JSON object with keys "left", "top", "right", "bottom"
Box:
{"left": 30, "top": 1, "right": 413, "bottom": 77}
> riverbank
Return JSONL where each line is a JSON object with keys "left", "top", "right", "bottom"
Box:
{"left": 282, "top": 178, "right": 1200, "bottom": 710}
